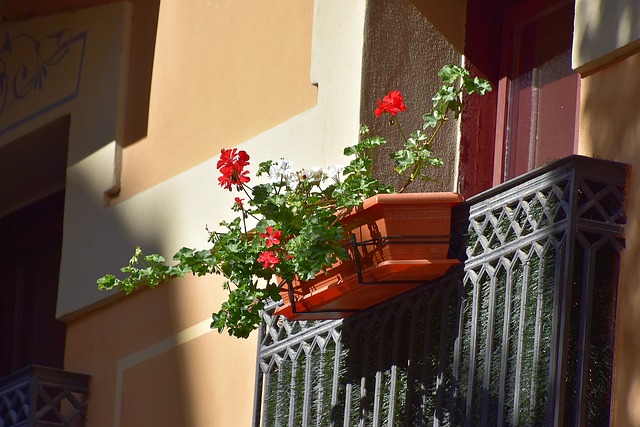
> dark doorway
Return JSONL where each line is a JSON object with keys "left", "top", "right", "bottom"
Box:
{"left": 0, "top": 190, "right": 67, "bottom": 377}
{"left": 0, "top": 116, "right": 69, "bottom": 377}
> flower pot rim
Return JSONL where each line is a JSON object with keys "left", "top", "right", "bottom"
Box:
{"left": 360, "top": 192, "right": 464, "bottom": 210}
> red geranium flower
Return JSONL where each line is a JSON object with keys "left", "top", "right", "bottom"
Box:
{"left": 374, "top": 90, "right": 407, "bottom": 118}
{"left": 217, "top": 148, "right": 250, "bottom": 169}
{"left": 257, "top": 251, "right": 280, "bottom": 269}
{"left": 260, "top": 226, "right": 282, "bottom": 248}
{"left": 231, "top": 197, "right": 245, "bottom": 212}
{"left": 217, "top": 149, "right": 251, "bottom": 191}
{"left": 218, "top": 165, "right": 250, "bottom": 191}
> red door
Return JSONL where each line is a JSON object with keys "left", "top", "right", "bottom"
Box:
{"left": 494, "top": 0, "right": 579, "bottom": 183}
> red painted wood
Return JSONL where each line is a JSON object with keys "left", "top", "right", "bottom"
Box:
{"left": 495, "top": 0, "right": 578, "bottom": 182}
{"left": 462, "top": 0, "right": 578, "bottom": 189}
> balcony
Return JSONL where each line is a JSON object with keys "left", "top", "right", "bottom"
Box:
{"left": 254, "top": 155, "right": 628, "bottom": 426}
{"left": 0, "top": 365, "right": 89, "bottom": 427}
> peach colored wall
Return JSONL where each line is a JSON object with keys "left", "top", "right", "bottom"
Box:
{"left": 65, "top": 275, "right": 258, "bottom": 426}
{"left": 578, "top": 51, "right": 640, "bottom": 426}
{"left": 55, "top": 0, "right": 369, "bottom": 424}
{"left": 114, "top": 0, "right": 317, "bottom": 201}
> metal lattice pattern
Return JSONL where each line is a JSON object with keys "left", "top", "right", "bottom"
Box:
{"left": 254, "top": 155, "right": 628, "bottom": 426}
{"left": 0, "top": 365, "right": 89, "bottom": 427}
{"left": 256, "top": 277, "right": 465, "bottom": 427}
{"left": 257, "top": 309, "right": 343, "bottom": 426}
{"left": 467, "top": 181, "right": 570, "bottom": 259}
{"left": 459, "top": 157, "right": 627, "bottom": 425}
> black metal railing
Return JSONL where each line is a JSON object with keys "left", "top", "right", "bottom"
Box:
{"left": 460, "top": 155, "right": 626, "bottom": 426}
{"left": 254, "top": 155, "right": 628, "bottom": 426}
{"left": 0, "top": 365, "right": 89, "bottom": 427}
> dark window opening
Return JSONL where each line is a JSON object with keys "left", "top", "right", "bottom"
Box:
{"left": 0, "top": 190, "right": 67, "bottom": 377}
{"left": 0, "top": 116, "right": 69, "bottom": 378}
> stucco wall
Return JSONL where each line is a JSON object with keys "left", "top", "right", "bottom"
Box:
{"left": 64, "top": 275, "right": 258, "bottom": 425}
{"left": 578, "top": 50, "right": 640, "bottom": 426}
{"left": 409, "top": 0, "right": 466, "bottom": 53}
{"left": 361, "top": 0, "right": 463, "bottom": 193}
{"left": 0, "top": 0, "right": 370, "bottom": 425}
{"left": 56, "top": 1, "right": 369, "bottom": 425}
{"left": 57, "top": 0, "right": 368, "bottom": 320}
{"left": 573, "top": 0, "right": 640, "bottom": 74}
{"left": 114, "top": 0, "right": 318, "bottom": 201}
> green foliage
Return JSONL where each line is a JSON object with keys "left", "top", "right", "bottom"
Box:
{"left": 393, "top": 64, "right": 492, "bottom": 192}
{"left": 97, "top": 65, "right": 491, "bottom": 339}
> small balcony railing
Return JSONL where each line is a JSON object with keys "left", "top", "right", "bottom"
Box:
{"left": 0, "top": 365, "right": 89, "bottom": 427}
{"left": 254, "top": 155, "right": 628, "bottom": 426}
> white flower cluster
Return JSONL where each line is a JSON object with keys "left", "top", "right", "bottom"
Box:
{"left": 268, "top": 158, "right": 345, "bottom": 191}
{"left": 268, "top": 158, "right": 295, "bottom": 185}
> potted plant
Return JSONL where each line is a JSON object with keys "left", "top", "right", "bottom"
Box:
{"left": 274, "top": 191, "right": 465, "bottom": 321}
{"left": 97, "top": 64, "right": 491, "bottom": 338}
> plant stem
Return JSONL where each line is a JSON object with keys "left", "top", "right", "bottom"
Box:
{"left": 241, "top": 208, "right": 248, "bottom": 234}
{"left": 398, "top": 158, "right": 427, "bottom": 193}
{"left": 329, "top": 211, "right": 348, "bottom": 228}
{"left": 395, "top": 119, "right": 408, "bottom": 143}
{"left": 242, "top": 184, "right": 253, "bottom": 200}
{"left": 397, "top": 112, "right": 448, "bottom": 193}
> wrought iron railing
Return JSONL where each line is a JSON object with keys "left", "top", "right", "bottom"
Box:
{"left": 0, "top": 365, "right": 89, "bottom": 427}
{"left": 460, "top": 155, "right": 626, "bottom": 426}
{"left": 254, "top": 155, "right": 628, "bottom": 426}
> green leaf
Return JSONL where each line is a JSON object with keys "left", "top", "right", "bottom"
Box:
{"left": 145, "top": 253, "right": 166, "bottom": 265}
{"left": 422, "top": 111, "right": 440, "bottom": 129}
{"left": 392, "top": 149, "right": 418, "bottom": 174}
{"left": 343, "top": 145, "right": 358, "bottom": 156}
{"left": 256, "top": 160, "right": 273, "bottom": 176}
{"left": 97, "top": 274, "right": 118, "bottom": 290}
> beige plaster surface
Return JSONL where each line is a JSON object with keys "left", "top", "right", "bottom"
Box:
{"left": 65, "top": 275, "right": 257, "bottom": 426}
{"left": 573, "top": 0, "right": 640, "bottom": 75}
{"left": 58, "top": 2, "right": 369, "bottom": 424}
{"left": 114, "top": 0, "right": 317, "bottom": 201}
{"left": 57, "top": 0, "right": 368, "bottom": 319}
{"left": 578, "top": 51, "right": 640, "bottom": 426}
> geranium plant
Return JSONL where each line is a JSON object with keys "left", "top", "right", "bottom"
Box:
{"left": 97, "top": 65, "right": 491, "bottom": 338}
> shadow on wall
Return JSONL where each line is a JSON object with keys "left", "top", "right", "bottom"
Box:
{"left": 0, "top": 114, "right": 200, "bottom": 424}
{"left": 0, "top": 0, "right": 159, "bottom": 146}
{"left": 63, "top": 162, "right": 205, "bottom": 426}
{"left": 580, "top": 52, "right": 640, "bottom": 426}
{"left": 121, "top": 0, "right": 160, "bottom": 147}
{"left": 0, "top": 1, "right": 208, "bottom": 424}
{"left": 575, "top": 0, "right": 640, "bottom": 72}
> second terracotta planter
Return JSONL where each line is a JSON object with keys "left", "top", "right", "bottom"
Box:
{"left": 274, "top": 192, "right": 464, "bottom": 320}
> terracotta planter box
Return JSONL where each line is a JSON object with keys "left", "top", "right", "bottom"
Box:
{"left": 274, "top": 192, "right": 464, "bottom": 320}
